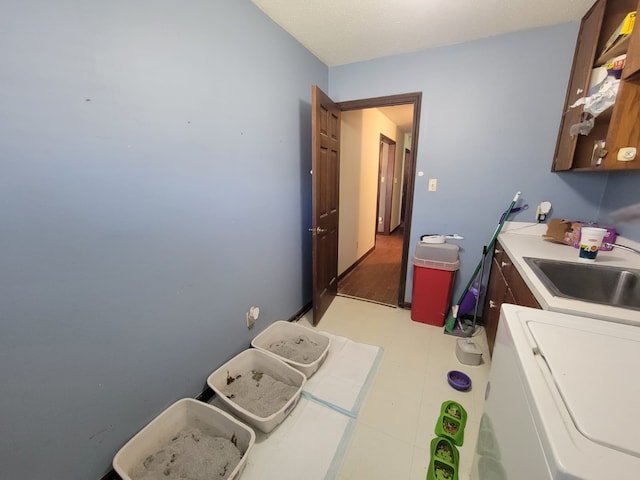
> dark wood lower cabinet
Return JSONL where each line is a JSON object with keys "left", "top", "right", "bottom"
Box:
{"left": 483, "top": 241, "right": 541, "bottom": 355}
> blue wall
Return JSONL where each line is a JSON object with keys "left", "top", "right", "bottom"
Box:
{"left": 599, "top": 173, "right": 640, "bottom": 241}
{"left": 1, "top": 3, "right": 637, "bottom": 476}
{"left": 0, "top": 1, "right": 326, "bottom": 477}
{"left": 329, "top": 23, "right": 620, "bottom": 303}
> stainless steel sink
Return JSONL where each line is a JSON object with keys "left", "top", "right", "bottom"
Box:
{"left": 523, "top": 257, "right": 640, "bottom": 311}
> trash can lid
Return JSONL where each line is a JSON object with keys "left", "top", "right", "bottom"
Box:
{"left": 415, "top": 243, "right": 459, "bottom": 263}
{"left": 412, "top": 257, "right": 460, "bottom": 271}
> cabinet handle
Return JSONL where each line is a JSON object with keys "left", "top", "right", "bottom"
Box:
{"left": 576, "top": 87, "right": 584, "bottom": 95}
{"left": 501, "top": 261, "right": 510, "bottom": 268}
{"left": 494, "top": 248, "right": 502, "bottom": 254}
{"left": 489, "top": 300, "right": 497, "bottom": 309}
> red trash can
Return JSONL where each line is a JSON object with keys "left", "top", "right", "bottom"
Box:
{"left": 411, "top": 244, "right": 460, "bottom": 326}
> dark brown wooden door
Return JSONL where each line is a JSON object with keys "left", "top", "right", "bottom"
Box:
{"left": 311, "top": 85, "right": 340, "bottom": 325}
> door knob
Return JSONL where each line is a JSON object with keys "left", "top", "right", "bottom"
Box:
{"left": 308, "top": 227, "right": 327, "bottom": 234}
{"left": 489, "top": 300, "right": 497, "bottom": 308}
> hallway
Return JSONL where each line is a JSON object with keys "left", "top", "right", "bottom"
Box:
{"left": 338, "top": 227, "right": 404, "bottom": 306}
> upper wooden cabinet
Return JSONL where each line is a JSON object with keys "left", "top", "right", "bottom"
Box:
{"left": 553, "top": 0, "right": 640, "bottom": 171}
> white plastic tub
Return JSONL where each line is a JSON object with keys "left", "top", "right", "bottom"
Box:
{"left": 415, "top": 242, "right": 459, "bottom": 263}
{"left": 251, "top": 320, "right": 331, "bottom": 378}
{"left": 113, "top": 398, "right": 255, "bottom": 480}
{"left": 207, "top": 349, "right": 306, "bottom": 433}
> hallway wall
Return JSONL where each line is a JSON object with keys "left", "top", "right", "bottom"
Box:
{"left": 338, "top": 109, "right": 404, "bottom": 275}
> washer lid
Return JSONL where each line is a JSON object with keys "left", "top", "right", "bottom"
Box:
{"left": 528, "top": 321, "right": 640, "bottom": 457}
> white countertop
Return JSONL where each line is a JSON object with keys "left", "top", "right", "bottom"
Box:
{"left": 497, "top": 222, "right": 640, "bottom": 326}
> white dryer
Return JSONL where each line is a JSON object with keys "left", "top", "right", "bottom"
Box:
{"left": 472, "top": 304, "right": 640, "bottom": 479}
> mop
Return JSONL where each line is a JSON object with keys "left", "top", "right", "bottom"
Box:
{"left": 444, "top": 192, "right": 522, "bottom": 335}
{"left": 444, "top": 245, "right": 488, "bottom": 337}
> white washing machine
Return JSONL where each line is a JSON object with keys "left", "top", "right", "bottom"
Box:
{"left": 472, "top": 304, "right": 640, "bottom": 480}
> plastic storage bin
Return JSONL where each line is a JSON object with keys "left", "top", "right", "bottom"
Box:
{"left": 113, "top": 398, "right": 255, "bottom": 480}
{"left": 207, "top": 349, "right": 306, "bottom": 433}
{"left": 251, "top": 320, "right": 331, "bottom": 378}
{"left": 411, "top": 243, "right": 460, "bottom": 326}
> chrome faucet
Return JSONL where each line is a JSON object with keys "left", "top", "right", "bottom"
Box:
{"left": 604, "top": 242, "right": 640, "bottom": 256}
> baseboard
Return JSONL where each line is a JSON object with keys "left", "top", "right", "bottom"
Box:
{"left": 99, "top": 467, "right": 121, "bottom": 480}
{"left": 287, "top": 301, "right": 312, "bottom": 322}
{"left": 337, "top": 245, "right": 376, "bottom": 281}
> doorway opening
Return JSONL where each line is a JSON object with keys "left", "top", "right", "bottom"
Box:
{"left": 335, "top": 93, "right": 421, "bottom": 308}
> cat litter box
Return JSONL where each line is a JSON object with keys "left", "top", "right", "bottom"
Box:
{"left": 207, "top": 349, "right": 306, "bottom": 433}
{"left": 113, "top": 398, "right": 255, "bottom": 480}
{"left": 251, "top": 320, "right": 330, "bottom": 378}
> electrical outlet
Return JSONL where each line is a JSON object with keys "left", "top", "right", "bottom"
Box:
{"left": 246, "top": 306, "right": 259, "bottom": 329}
{"left": 618, "top": 147, "right": 637, "bottom": 161}
{"left": 428, "top": 178, "right": 437, "bottom": 192}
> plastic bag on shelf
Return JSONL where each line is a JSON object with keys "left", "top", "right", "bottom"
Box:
{"left": 569, "top": 115, "right": 594, "bottom": 137}
{"left": 570, "top": 76, "right": 620, "bottom": 118}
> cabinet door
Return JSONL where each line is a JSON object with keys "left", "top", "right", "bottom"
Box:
{"left": 622, "top": 2, "right": 640, "bottom": 78}
{"left": 484, "top": 257, "right": 508, "bottom": 356}
{"left": 510, "top": 266, "right": 541, "bottom": 309}
{"left": 494, "top": 244, "right": 513, "bottom": 285}
{"left": 602, "top": 80, "right": 640, "bottom": 169}
{"left": 553, "top": 0, "right": 606, "bottom": 171}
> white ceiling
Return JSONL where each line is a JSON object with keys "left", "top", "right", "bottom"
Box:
{"left": 378, "top": 104, "right": 414, "bottom": 132}
{"left": 251, "top": 0, "right": 595, "bottom": 66}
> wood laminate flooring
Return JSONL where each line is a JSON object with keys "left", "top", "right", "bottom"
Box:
{"left": 338, "top": 227, "right": 404, "bottom": 306}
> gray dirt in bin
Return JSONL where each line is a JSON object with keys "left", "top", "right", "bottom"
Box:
{"left": 222, "top": 369, "right": 298, "bottom": 417}
{"left": 131, "top": 427, "right": 242, "bottom": 480}
{"left": 267, "top": 334, "right": 326, "bottom": 363}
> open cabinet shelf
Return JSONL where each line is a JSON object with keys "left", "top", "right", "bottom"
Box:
{"left": 553, "top": 0, "right": 640, "bottom": 171}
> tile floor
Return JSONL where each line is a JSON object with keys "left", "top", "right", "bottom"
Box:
{"left": 297, "top": 295, "right": 491, "bottom": 480}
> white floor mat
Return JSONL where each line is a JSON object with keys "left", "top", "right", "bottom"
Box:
{"left": 209, "top": 334, "right": 381, "bottom": 479}
{"left": 302, "top": 333, "right": 382, "bottom": 417}
{"left": 238, "top": 396, "right": 354, "bottom": 480}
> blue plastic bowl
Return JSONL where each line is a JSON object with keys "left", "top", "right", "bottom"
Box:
{"left": 447, "top": 370, "right": 471, "bottom": 391}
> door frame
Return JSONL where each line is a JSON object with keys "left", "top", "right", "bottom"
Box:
{"left": 401, "top": 148, "right": 411, "bottom": 223}
{"left": 337, "top": 92, "right": 422, "bottom": 307}
{"left": 377, "top": 134, "right": 396, "bottom": 236}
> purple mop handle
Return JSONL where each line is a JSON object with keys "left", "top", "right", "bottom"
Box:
{"left": 498, "top": 204, "right": 528, "bottom": 223}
